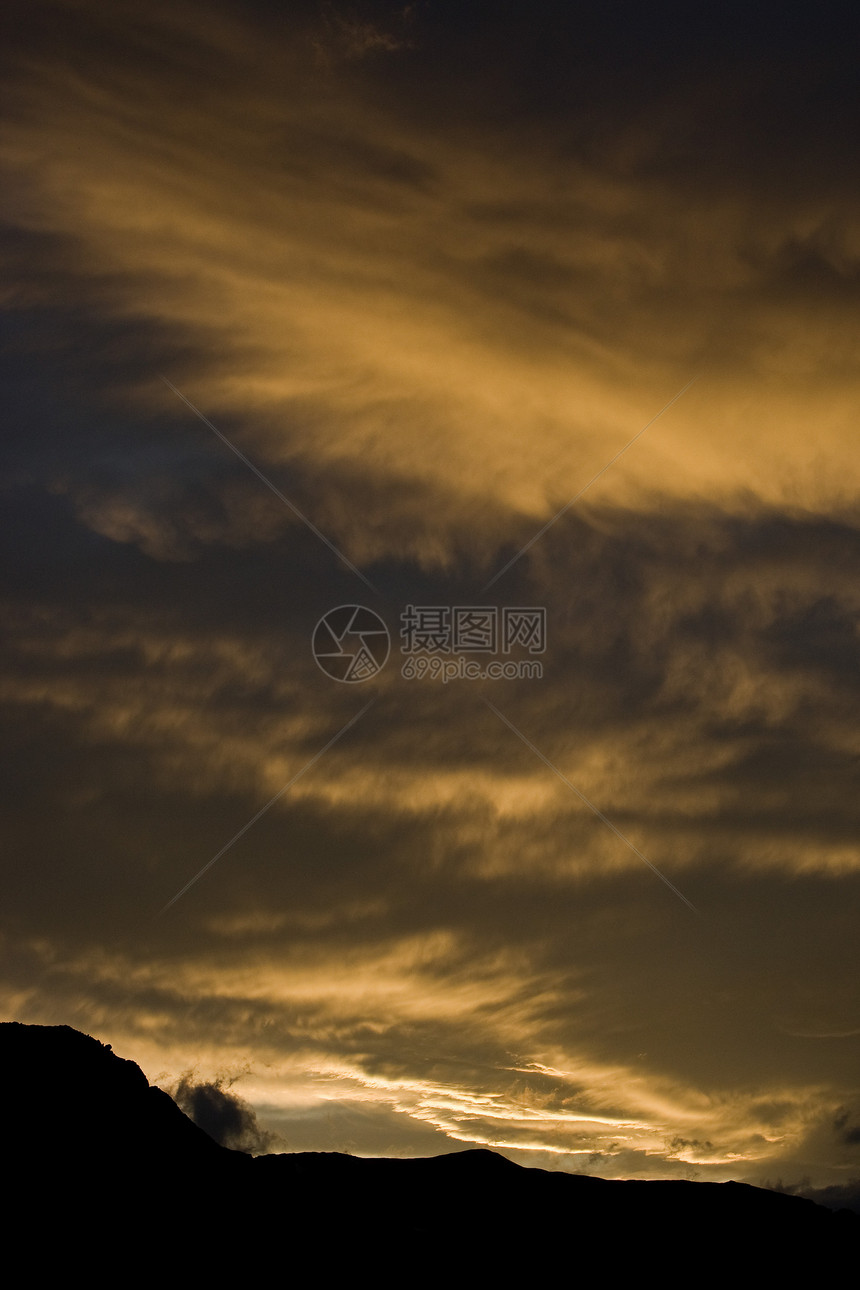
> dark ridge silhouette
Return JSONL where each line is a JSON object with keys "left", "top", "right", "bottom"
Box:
{"left": 4, "top": 1022, "right": 855, "bottom": 1277}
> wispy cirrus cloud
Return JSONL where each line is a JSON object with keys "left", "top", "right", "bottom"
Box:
{"left": 5, "top": 1, "right": 860, "bottom": 583}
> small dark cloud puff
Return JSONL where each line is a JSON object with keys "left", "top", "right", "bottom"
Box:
{"left": 171, "top": 1073, "right": 282, "bottom": 1155}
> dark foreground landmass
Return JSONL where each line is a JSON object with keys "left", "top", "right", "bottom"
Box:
{"left": 3, "top": 1022, "right": 855, "bottom": 1280}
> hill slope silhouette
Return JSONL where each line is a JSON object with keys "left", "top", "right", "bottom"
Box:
{"left": 4, "top": 1022, "right": 854, "bottom": 1278}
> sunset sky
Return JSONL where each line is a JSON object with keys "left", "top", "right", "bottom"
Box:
{"left": 3, "top": 0, "right": 860, "bottom": 1197}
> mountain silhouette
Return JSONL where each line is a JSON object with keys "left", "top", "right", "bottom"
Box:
{"left": 4, "top": 1022, "right": 854, "bottom": 1278}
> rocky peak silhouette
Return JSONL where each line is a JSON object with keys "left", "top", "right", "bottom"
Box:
{"left": 4, "top": 1022, "right": 854, "bottom": 1278}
